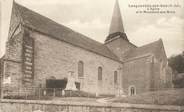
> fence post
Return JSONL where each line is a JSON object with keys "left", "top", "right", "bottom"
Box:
{"left": 0, "top": 87, "right": 3, "bottom": 99}
{"left": 38, "top": 88, "right": 40, "bottom": 100}
{"left": 43, "top": 89, "right": 46, "bottom": 96}
{"left": 70, "top": 90, "right": 71, "bottom": 97}
{"left": 25, "top": 88, "right": 27, "bottom": 100}
{"left": 18, "top": 88, "right": 20, "bottom": 98}
{"left": 53, "top": 88, "right": 55, "bottom": 97}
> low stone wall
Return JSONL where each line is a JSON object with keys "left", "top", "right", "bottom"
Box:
{"left": 0, "top": 99, "right": 184, "bottom": 112}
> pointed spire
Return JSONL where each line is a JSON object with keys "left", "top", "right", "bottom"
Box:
{"left": 105, "top": 0, "right": 128, "bottom": 43}
{"left": 109, "top": 0, "right": 124, "bottom": 34}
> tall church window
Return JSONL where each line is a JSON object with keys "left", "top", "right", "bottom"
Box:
{"left": 114, "top": 71, "right": 118, "bottom": 84}
{"left": 98, "top": 67, "right": 102, "bottom": 80}
{"left": 78, "top": 61, "right": 84, "bottom": 78}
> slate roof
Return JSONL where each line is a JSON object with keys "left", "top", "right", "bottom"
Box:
{"left": 109, "top": 0, "right": 124, "bottom": 35}
{"left": 12, "top": 2, "right": 120, "bottom": 61}
{"left": 124, "top": 39, "right": 165, "bottom": 60}
{"left": 106, "top": 0, "right": 128, "bottom": 42}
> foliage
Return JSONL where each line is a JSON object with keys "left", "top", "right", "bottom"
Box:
{"left": 168, "top": 52, "right": 184, "bottom": 88}
{"left": 168, "top": 52, "right": 184, "bottom": 74}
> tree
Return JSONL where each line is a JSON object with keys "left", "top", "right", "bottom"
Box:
{"left": 168, "top": 53, "right": 184, "bottom": 74}
{"left": 168, "top": 51, "right": 184, "bottom": 88}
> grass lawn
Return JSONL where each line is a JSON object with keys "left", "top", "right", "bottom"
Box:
{"left": 111, "top": 88, "right": 184, "bottom": 106}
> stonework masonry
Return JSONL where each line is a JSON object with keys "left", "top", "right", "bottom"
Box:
{"left": 0, "top": 1, "right": 173, "bottom": 97}
{"left": 122, "top": 55, "right": 153, "bottom": 94}
{"left": 30, "top": 30, "right": 122, "bottom": 95}
{"left": 105, "top": 37, "right": 136, "bottom": 61}
{"left": 0, "top": 99, "right": 184, "bottom": 112}
{"left": 3, "top": 31, "right": 24, "bottom": 90}
{"left": 2, "top": 26, "right": 123, "bottom": 95}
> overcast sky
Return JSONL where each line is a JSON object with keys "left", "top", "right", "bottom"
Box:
{"left": 0, "top": 0, "right": 184, "bottom": 58}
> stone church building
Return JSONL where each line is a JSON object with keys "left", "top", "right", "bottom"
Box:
{"left": 0, "top": 1, "right": 173, "bottom": 97}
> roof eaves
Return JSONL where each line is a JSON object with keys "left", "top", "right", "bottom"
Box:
{"left": 124, "top": 53, "right": 153, "bottom": 63}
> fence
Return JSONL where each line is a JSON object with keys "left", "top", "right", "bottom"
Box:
{"left": 0, "top": 87, "right": 97, "bottom": 100}
{"left": 0, "top": 87, "right": 183, "bottom": 106}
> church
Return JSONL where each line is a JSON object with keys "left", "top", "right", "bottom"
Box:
{"left": 0, "top": 1, "right": 173, "bottom": 97}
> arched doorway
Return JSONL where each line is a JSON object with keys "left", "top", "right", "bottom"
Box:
{"left": 129, "top": 86, "right": 136, "bottom": 96}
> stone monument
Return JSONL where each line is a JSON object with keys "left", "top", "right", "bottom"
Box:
{"left": 65, "top": 71, "right": 77, "bottom": 91}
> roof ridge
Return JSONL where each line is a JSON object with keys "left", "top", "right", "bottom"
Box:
{"left": 123, "top": 39, "right": 164, "bottom": 60}
{"left": 137, "top": 39, "right": 162, "bottom": 49}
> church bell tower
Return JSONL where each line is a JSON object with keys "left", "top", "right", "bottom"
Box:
{"left": 105, "top": 0, "right": 128, "bottom": 43}
{"left": 105, "top": 0, "right": 136, "bottom": 61}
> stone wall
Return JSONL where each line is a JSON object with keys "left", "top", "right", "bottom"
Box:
{"left": 122, "top": 55, "right": 153, "bottom": 94}
{"left": 2, "top": 31, "right": 24, "bottom": 91}
{"left": 105, "top": 37, "right": 136, "bottom": 61}
{"left": 2, "top": 25, "right": 122, "bottom": 96}
{"left": 1, "top": 1, "right": 25, "bottom": 92}
{"left": 29, "top": 30, "right": 122, "bottom": 95}
{"left": 0, "top": 99, "right": 183, "bottom": 112}
{"left": 1, "top": 26, "right": 172, "bottom": 96}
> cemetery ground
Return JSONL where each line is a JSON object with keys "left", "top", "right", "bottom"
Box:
{"left": 111, "top": 88, "right": 184, "bottom": 106}
{"left": 2, "top": 88, "right": 184, "bottom": 106}
{"left": 49, "top": 88, "right": 184, "bottom": 106}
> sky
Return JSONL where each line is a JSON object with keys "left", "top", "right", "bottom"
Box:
{"left": 0, "top": 0, "right": 184, "bottom": 58}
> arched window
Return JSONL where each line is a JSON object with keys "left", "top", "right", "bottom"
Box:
{"left": 114, "top": 71, "right": 118, "bottom": 84}
{"left": 78, "top": 61, "right": 84, "bottom": 77}
{"left": 129, "top": 86, "right": 136, "bottom": 96}
{"left": 98, "top": 67, "right": 102, "bottom": 80}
